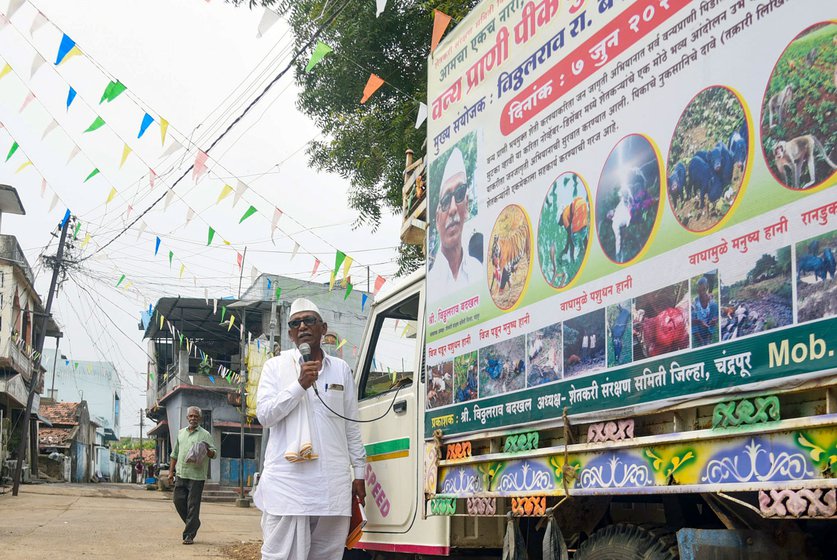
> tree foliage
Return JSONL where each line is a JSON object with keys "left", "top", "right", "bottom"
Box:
{"left": 233, "top": 0, "right": 479, "bottom": 274}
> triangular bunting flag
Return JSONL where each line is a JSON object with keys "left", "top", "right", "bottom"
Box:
{"left": 138, "top": 112, "right": 154, "bottom": 138}
{"left": 82, "top": 233, "right": 91, "bottom": 248}
{"left": 106, "top": 187, "right": 117, "bottom": 204}
{"left": 185, "top": 207, "right": 195, "bottom": 225}
{"left": 233, "top": 180, "right": 248, "bottom": 206}
{"left": 116, "top": 274, "right": 125, "bottom": 287}
{"left": 236, "top": 252, "right": 243, "bottom": 269}
{"left": 136, "top": 221, "right": 147, "bottom": 240}
{"left": 361, "top": 293, "right": 368, "bottom": 311}
{"left": 6, "top": 141, "right": 18, "bottom": 162}
{"left": 207, "top": 227, "right": 215, "bottom": 246}
{"left": 337, "top": 338, "right": 347, "bottom": 351}
{"left": 192, "top": 150, "right": 208, "bottom": 182}
{"left": 67, "top": 144, "right": 80, "bottom": 163}
{"left": 164, "top": 189, "right": 175, "bottom": 209}
{"left": 29, "top": 11, "right": 47, "bottom": 36}
{"left": 360, "top": 74, "right": 385, "bottom": 104}
{"left": 220, "top": 305, "right": 227, "bottom": 323}
{"left": 179, "top": 263, "right": 185, "bottom": 279}
{"left": 416, "top": 102, "right": 428, "bottom": 128}
{"left": 40, "top": 178, "right": 47, "bottom": 197}
{"left": 19, "top": 92, "right": 35, "bottom": 113}
{"left": 168, "top": 250, "right": 173, "bottom": 267}
{"left": 239, "top": 205, "right": 257, "bottom": 223}
{"left": 66, "top": 86, "right": 76, "bottom": 110}
{"left": 126, "top": 204, "right": 133, "bottom": 218}
{"left": 373, "top": 275, "right": 386, "bottom": 294}
{"left": 161, "top": 139, "right": 183, "bottom": 158}
{"left": 149, "top": 169, "right": 156, "bottom": 189}
{"left": 431, "top": 10, "right": 452, "bottom": 53}
{"left": 341, "top": 257, "right": 353, "bottom": 286}
{"left": 270, "top": 208, "right": 282, "bottom": 242}
{"left": 73, "top": 221, "right": 82, "bottom": 239}
{"left": 329, "top": 270, "right": 337, "bottom": 291}
{"left": 305, "top": 41, "right": 332, "bottom": 72}
{"left": 376, "top": 0, "right": 387, "bottom": 17}
{"left": 160, "top": 118, "right": 169, "bottom": 145}
{"left": 256, "top": 7, "right": 281, "bottom": 38}
{"left": 84, "top": 168, "right": 100, "bottom": 182}
{"left": 7, "top": 0, "right": 25, "bottom": 18}
{"left": 344, "top": 282, "right": 353, "bottom": 300}
{"left": 30, "top": 53, "right": 45, "bottom": 78}
{"left": 228, "top": 315, "right": 235, "bottom": 331}
{"left": 334, "top": 251, "right": 347, "bottom": 273}
{"left": 15, "top": 160, "right": 31, "bottom": 173}
{"left": 0, "top": 64, "right": 11, "bottom": 80}
{"left": 120, "top": 144, "right": 132, "bottom": 168}
{"left": 100, "top": 80, "right": 126, "bottom": 103}
{"left": 154, "top": 236, "right": 161, "bottom": 255}
{"left": 311, "top": 258, "right": 321, "bottom": 278}
{"left": 275, "top": 285, "right": 281, "bottom": 300}
{"left": 49, "top": 193, "right": 59, "bottom": 211}
{"left": 217, "top": 184, "right": 233, "bottom": 204}
{"left": 42, "top": 119, "right": 58, "bottom": 140}
{"left": 85, "top": 116, "right": 106, "bottom": 133}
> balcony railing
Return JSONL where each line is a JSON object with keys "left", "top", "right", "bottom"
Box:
{"left": 0, "top": 234, "right": 35, "bottom": 287}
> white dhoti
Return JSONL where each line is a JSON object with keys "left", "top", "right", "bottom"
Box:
{"left": 260, "top": 513, "right": 350, "bottom": 560}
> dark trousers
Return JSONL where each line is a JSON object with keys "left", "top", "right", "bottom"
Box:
{"left": 173, "top": 478, "right": 205, "bottom": 539}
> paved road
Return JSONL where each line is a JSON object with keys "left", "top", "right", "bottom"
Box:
{"left": 0, "top": 482, "right": 262, "bottom": 559}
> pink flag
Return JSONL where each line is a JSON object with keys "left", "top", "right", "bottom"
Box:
{"left": 311, "top": 258, "right": 321, "bottom": 278}
{"left": 40, "top": 178, "right": 47, "bottom": 198}
{"left": 373, "top": 275, "right": 386, "bottom": 294}
{"left": 149, "top": 169, "right": 157, "bottom": 189}
{"left": 236, "top": 252, "right": 243, "bottom": 270}
{"left": 19, "top": 92, "right": 35, "bottom": 113}
{"left": 126, "top": 204, "right": 133, "bottom": 218}
{"left": 192, "top": 150, "right": 208, "bottom": 182}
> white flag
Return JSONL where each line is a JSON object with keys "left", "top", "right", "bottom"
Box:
{"left": 234, "top": 179, "right": 248, "bottom": 206}
{"left": 49, "top": 193, "right": 58, "bottom": 211}
{"left": 136, "top": 220, "right": 147, "bottom": 240}
{"left": 376, "top": 0, "right": 387, "bottom": 17}
{"left": 415, "top": 102, "right": 428, "bottom": 128}
{"left": 40, "top": 178, "right": 47, "bottom": 198}
{"left": 67, "top": 144, "right": 80, "bottom": 164}
{"left": 160, "top": 139, "right": 183, "bottom": 159}
{"left": 7, "top": 0, "right": 25, "bottom": 18}
{"left": 164, "top": 189, "right": 175, "bottom": 209}
{"left": 291, "top": 241, "right": 300, "bottom": 260}
{"left": 29, "top": 11, "right": 47, "bottom": 36}
{"left": 30, "top": 53, "right": 45, "bottom": 78}
{"left": 42, "top": 119, "right": 58, "bottom": 140}
{"left": 256, "top": 8, "right": 281, "bottom": 38}
{"left": 185, "top": 207, "right": 195, "bottom": 225}
{"left": 204, "top": 288, "right": 209, "bottom": 305}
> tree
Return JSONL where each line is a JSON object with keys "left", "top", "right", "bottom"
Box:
{"left": 233, "top": 0, "right": 479, "bottom": 274}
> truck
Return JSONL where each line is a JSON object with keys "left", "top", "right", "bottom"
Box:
{"left": 351, "top": 0, "right": 837, "bottom": 557}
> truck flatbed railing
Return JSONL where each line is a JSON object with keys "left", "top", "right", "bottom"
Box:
{"left": 400, "top": 148, "right": 427, "bottom": 249}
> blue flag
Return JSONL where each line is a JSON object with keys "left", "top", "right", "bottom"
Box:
{"left": 55, "top": 34, "right": 76, "bottom": 65}
{"left": 66, "top": 87, "right": 77, "bottom": 110}
{"left": 60, "top": 209, "right": 71, "bottom": 230}
{"left": 138, "top": 113, "right": 154, "bottom": 138}
{"left": 362, "top": 293, "right": 368, "bottom": 311}
{"left": 154, "top": 236, "right": 161, "bottom": 256}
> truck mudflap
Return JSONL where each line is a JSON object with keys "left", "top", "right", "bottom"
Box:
{"left": 426, "top": 412, "right": 837, "bottom": 516}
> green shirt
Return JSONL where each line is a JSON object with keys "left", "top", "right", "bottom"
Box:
{"left": 171, "top": 426, "right": 216, "bottom": 480}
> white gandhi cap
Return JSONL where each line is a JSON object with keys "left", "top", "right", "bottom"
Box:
{"left": 289, "top": 297, "right": 321, "bottom": 319}
{"left": 441, "top": 147, "right": 467, "bottom": 189}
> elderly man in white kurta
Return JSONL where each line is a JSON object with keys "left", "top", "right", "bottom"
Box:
{"left": 253, "top": 298, "right": 366, "bottom": 560}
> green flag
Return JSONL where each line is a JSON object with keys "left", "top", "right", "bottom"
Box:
{"left": 221, "top": 306, "right": 227, "bottom": 323}
{"left": 116, "top": 274, "right": 125, "bottom": 287}
{"left": 207, "top": 227, "right": 215, "bottom": 246}
{"left": 168, "top": 250, "right": 173, "bottom": 267}
{"left": 100, "top": 80, "right": 127, "bottom": 103}
{"left": 305, "top": 41, "right": 332, "bottom": 72}
{"left": 334, "top": 250, "right": 346, "bottom": 273}
{"left": 84, "top": 168, "right": 100, "bottom": 182}
{"left": 275, "top": 286, "right": 281, "bottom": 300}
{"left": 85, "top": 116, "right": 106, "bottom": 132}
{"left": 5, "top": 141, "right": 18, "bottom": 162}
{"left": 239, "top": 205, "right": 258, "bottom": 223}
{"left": 344, "top": 282, "right": 353, "bottom": 300}
{"left": 73, "top": 221, "right": 81, "bottom": 240}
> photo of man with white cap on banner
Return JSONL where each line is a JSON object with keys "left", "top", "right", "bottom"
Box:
{"left": 429, "top": 143, "right": 483, "bottom": 291}
{"left": 253, "top": 297, "right": 366, "bottom": 560}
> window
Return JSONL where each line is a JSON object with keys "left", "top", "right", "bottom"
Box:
{"left": 359, "top": 293, "right": 419, "bottom": 399}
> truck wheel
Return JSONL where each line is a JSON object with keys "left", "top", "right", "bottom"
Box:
{"left": 573, "top": 524, "right": 678, "bottom": 560}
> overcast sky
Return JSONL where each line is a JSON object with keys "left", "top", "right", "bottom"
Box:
{"left": 0, "top": 0, "right": 404, "bottom": 436}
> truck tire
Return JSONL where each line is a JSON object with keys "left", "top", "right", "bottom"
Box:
{"left": 573, "top": 524, "right": 678, "bottom": 560}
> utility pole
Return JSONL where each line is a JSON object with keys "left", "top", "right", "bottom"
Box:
{"left": 237, "top": 308, "right": 249, "bottom": 507}
{"left": 139, "top": 409, "right": 144, "bottom": 465}
{"left": 12, "top": 215, "right": 71, "bottom": 495}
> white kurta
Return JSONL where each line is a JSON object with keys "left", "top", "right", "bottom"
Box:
{"left": 253, "top": 349, "right": 366, "bottom": 517}
{"left": 428, "top": 239, "right": 482, "bottom": 293}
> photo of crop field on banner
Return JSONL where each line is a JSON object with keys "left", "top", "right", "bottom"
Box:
{"left": 424, "top": 0, "right": 837, "bottom": 438}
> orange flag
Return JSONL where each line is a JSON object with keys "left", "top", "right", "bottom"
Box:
{"left": 431, "top": 10, "right": 452, "bottom": 53}
{"left": 360, "top": 74, "right": 384, "bottom": 104}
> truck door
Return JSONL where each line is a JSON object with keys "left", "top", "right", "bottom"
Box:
{"left": 356, "top": 285, "right": 422, "bottom": 534}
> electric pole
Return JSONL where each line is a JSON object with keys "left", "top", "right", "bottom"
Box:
{"left": 139, "top": 409, "right": 144, "bottom": 465}
{"left": 12, "top": 214, "right": 72, "bottom": 495}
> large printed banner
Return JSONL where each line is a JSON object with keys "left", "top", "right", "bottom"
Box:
{"left": 424, "top": 0, "right": 837, "bottom": 438}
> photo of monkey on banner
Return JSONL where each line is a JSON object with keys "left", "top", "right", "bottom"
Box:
{"left": 797, "top": 232, "right": 837, "bottom": 324}
{"left": 479, "top": 335, "right": 526, "bottom": 398}
{"left": 632, "top": 281, "right": 690, "bottom": 360}
{"left": 667, "top": 87, "right": 749, "bottom": 232}
{"left": 596, "top": 135, "right": 662, "bottom": 264}
{"left": 761, "top": 22, "right": 837, "bottom": 191}
{"left": 720, "top": 246, "right": 792, "bottom": 339}
{"left": 537, "top": 172, "right": 590, "bottom": 289}
{"left": 487, "top": 204, "right": 532, "bottom": 310}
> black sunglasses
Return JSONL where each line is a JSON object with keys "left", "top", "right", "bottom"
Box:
{"left": 288, "top": 316, "right": 321, "bottom": 329}
{"left": 439, "top": 183, "right": 467, "bottom": 212}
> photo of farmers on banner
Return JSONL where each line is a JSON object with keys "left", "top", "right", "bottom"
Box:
{"left": 424, "top": 0, "right": 837, "bottom": 437}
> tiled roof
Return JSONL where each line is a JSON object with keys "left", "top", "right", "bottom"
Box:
{"left": 124, "top": 449, "right": 158, "bottom": 464}
{"left": 38, "top": 427, "right": 74, "bottom": 448}
{"left": 40, "top": 401, "right": 80, "bottom": 425}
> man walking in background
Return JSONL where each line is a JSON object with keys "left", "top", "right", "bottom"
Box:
{"left": 168, "top": 406, "right": 216, "bottom": 545}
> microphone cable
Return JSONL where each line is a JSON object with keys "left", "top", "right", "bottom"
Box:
{"left": 311, "top": 378, "right": 410, "bottom": 423}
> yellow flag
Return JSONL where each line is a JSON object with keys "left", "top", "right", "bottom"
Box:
{"left": 228, "top": 315, "right": 235, "bottom": 331}
{"left": 106, "top": 187, "right": 117, "bottom": 204}
{"left": 341, "top": 256, "right": 353, "bottom": 287}
{"left": 337, "top": 338, "right": 347, "bottom": 351}
{"left": 59, "top": 45, "right": 82, "bottom": 65}
{"left": 223, "top": 239, "right": 231, "bottom": 246}
{"left": 81, "top": 233, "right": 91, "bottom": 248}
{"left": 216, "top": 184, "right": 233, "bottom": 204}
{"left": 124, "top": 281, "right": 133, "bottom": 290}
{"left": 179, "top": 263, "right": 185, "bottom": 279}
{"left": 159, "top": 313, "right": 165, "bottom": 329}
{"left": 120, "top": 144, "right": 132, "bottom": 168}
{"left": 329, "top": 270, "right": 337, "bottom": 291}
{"left": 160, "top": 118, "right": 169, "bottom": 145}
{"left": 0, "top": 64, "right": 11, "bottom": 79}
{"left": 16, "top": 160, "right": 32, "bottom": 173}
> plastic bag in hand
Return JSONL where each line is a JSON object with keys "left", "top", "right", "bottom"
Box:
{"left": 185, "top": 441, "right": 208, "bottom": 464}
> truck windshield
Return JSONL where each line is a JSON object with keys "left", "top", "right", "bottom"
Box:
{"left": 360, "top": 293, "right": 419, "bottom": 399}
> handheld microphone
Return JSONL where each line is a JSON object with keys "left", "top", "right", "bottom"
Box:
{"left": 298, "top": 342, "right": 313, "bottom": 362}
